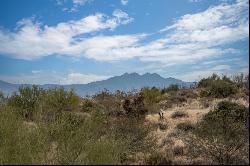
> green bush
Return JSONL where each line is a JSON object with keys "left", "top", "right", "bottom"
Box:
{"left": 43, "top": 88, "right": 80, "bottom": 113}
{"left": 110, "top": 117, "right": 155, "bottom": 155}
{"left": 161, "top": 84, "right": 179, "bottom": 94}
{"left": 0, "top": 105, "right": 131, "bottom": 165}
{"left": 198, "top": 74, "right": 237, "bottom": 98}
{"left": 142, "top": 87, "right": 162, "bottom": 104}
{"left": 84, "top": 138, "right": 127, "bottom": 165}
{"left": 185, "top": 101, "right": 249, "bottom": 165}
{"left": 81, "top": 99, "right": 94, "bottom": 112}
{"left": 0, "top": 107, "right": 49, "bottom": 165}
{"left": 42, "top": 110, "right": 129, "bottom": 165}
{"left": 7, "top": 85, "right": 44, "bottom": 121}
{"left": 7, "top": 86, "right": 80, "bottom": 122}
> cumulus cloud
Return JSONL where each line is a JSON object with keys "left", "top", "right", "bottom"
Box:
{"left": 0, "top": 10, "right": 134, "bottom": 60}
{"left": 0, "top": 0, "right": 249, "bottom": 67}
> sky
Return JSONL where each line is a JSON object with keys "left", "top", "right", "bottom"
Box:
{"left": 0, "top": 0, "right": 249, "bottom": 84}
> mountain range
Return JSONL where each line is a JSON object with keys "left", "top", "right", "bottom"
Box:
{"left": 0, "top": 73, "right": 194, "bottom": 97}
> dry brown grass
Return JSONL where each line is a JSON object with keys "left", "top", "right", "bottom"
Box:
{"left": 145, "top": 98, "right": 213, "bottom": 164}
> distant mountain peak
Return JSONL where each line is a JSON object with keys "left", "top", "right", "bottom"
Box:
{"left": 143, "top": 72, "right": 161, "bottom": 77}
{"left": 0, "top": 73, "right": 194, "bottom": 97}
{"left": 122, "top": 72, "right": 162, "bottom": 78}
{"left": 122, "top": 72, "right": 140, "bottom": 76}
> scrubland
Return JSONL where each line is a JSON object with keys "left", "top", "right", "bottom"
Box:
{"left": 0, "top": 73, "right": 249, "bottom": 165}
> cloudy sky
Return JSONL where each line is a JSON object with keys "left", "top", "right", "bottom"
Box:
{"left": 0, "top": 0, "right": 249, "bottom": 84}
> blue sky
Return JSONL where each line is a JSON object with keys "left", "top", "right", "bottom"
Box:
{"left": 0, "top": 0, "right": 249, "bottom": 84}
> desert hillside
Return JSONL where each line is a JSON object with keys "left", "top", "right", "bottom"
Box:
{"left": 0, "top": 73, "right": 249, "bottom": 165}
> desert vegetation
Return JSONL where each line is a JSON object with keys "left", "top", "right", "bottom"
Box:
{"left": 0, "top": 73, "right": 249, "bottom": 165}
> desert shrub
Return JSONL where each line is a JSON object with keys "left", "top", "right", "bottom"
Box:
{"left": 141, "top": 87, "right": 161, "bottom": 114}
{"left": 243, "top": 74, "right": 249, "bottom": 95}
{"left": 158, "top": 121, "right": 168, "bottom": 130}
{"left": 34, "top": 88, "right": 81, "bottom": 123}
{"left": 0, "top": 103, "right": 130, "bottom": 165}
{"left": 46, "top": 112, "right": 96, "bottom": 164}
{"left": 0, "top": 91, "right": 5, "bottom": 106}
{"left": 198, "top": 73, "right": 220, "bottom": 87}
{"left": 198, "top": 74, "right": 237, "bottom": 98}
{"left": 215, "top": 101, "right": 249, "bottom": 126}
{"left": 178, "top": 89, "right": 198, "bottom": 99}
{"left": 142, "top": 87, "right": 162, "bottom": 104}
{"left": 114, "top": 90, "right": 127, "bottom": 100}
{"left": 163, "top": 90, "right": 189, "bottom": 108}
{"left": 81, "top": 99, "right": 94, "bottom": 112}
{"left": 185, "top": 101, "right": 249, "bottom": 165}
{"left": 0, "top": 107, "right": 49, "bottom": 164}
{"left": 147, "top": 103, "right": 161, "bottom": 114}
{"left": 110, "top": 117, "right": 155, "bottom": 156}
{"left": 163, "top": 89, "right": 198, "bottom": 108}
{"left": 145, "top": 152, "right": 173, "bottom": 165}
{"left": 199, "top": 98, "right": 212, "bottom": 108}
{"left": 232, "top": 73, "right": 249, "bottom": 90}
{"left": 176, "top": 121, "right": 195, "bottom": 132}
{"left": 161, "top": 84, "right": 179, "bottom": 94}
{"left": 7, "top": 86, "right": 80, "bottom": 121}
{"left": 84, "top": 138, "right": 127, "bottom": 165}
{"left": 171, "top": 111, "right": 188, "bottom": 119}
{"left": 173, "top": 145, "right": 184, "bottom": 156}
{"left": 122, "top": 93, "right": 148, "bottom": 119}
{"left": 7, "top": 85, "right": 44, "bottom": 121}
{"left": 45, "top": 110, "right": 128, "bottom": 165}
{"left": 43, "top": 88, "right": 80, "bottom": 113}
{"left": 93, "top": 90, "right": 122, "bottom": 116}
{"left": 210, "top": 80, "right": 237, "bottom": 97}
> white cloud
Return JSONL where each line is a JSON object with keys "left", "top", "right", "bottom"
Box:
{"left": 0, "top": 72, "right": 110, "bottom": 85}
{"left": 56, "top": 0, "right": 93, "bottom": 12}
{"left": 0, "top": 0, "right": 248, "bottom": 68}
{"left": 0, "top": 10, "right": 134, "bottom": 60}
{"left": 112, "top": 9, "right": 134, "bottom": 24}
{"left": 121, "top": 0, "right": 129, "bottom": 6}
{"left": 179, "top": 65, "right": 232, "bottom": 82}
{"left": 61, "top": 73, "right": 110, "bottom": 84}
{"left": 179, "top": 63, "right": 249, "bottom": 82}
{"left": 189, "top": 0, "right": 202, "bottom": 2}
{"left": 212, "top": 64, "right": 231, "bottom": 70}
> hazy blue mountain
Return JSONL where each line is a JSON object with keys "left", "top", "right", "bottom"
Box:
{"left": 0, "top": 80, "right": 19, "bottom": 96}
{"left": 0, "top": 73, "right": 194, "bottom": 97}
